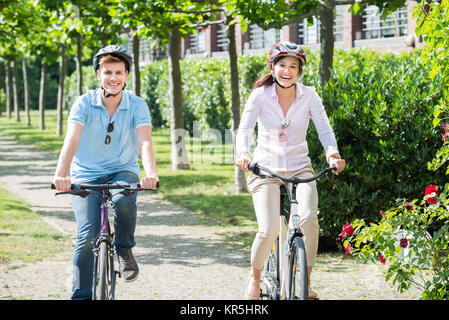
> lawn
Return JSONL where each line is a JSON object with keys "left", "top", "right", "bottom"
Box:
{"left": 0, "top": 112, "right": 257, "bottom": 228}
{"left": 0, "top": 187, "right": 71, "bottom": 264}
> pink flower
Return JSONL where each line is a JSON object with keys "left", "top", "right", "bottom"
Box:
{"left": 345, "top": 243, "right": 352, "bottom": 255}
{"left": 379, "top": 255, "right": 386, "bottom": 264}
{"left": 342, "top": 222, "right": 354, "bottom": 236}
{"left": 442, "top": 124, "right": 449, "bottom": 144}
{"left": 339, "top": 221, "right": 354, "bottom": 242}
{"left": 399, "top": 238, "right": 408, "bottom": 248}
{"left": 380, "top": 210, "right": 384, "bottom": 216}
{"left": 425, "top": 185, "right": 439, "bottom": 204}
{"left": 405, "top": 202, "right": 413, "bottom": 211}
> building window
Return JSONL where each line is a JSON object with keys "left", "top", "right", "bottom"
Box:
{"left": 334, "top": 5, "right": 344, "bottom": 42}
{"left": 297, "top": 17, "right": 320, "bottom": 45}
{"left": 297, "top": 6, "right": 344, "bottom": 45}
{"left": 362, "top": 5, "right": 408, "bottom": 39}
{"left": 216, "top": 23, "right": 228, "bottom": 51}
{"left": 188, "top": 28, "right": 206, "bottom": 54}
{"left": 249, "top": 25, "right": 280, "bottom": 49}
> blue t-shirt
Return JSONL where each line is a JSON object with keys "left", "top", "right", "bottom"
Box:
{"left": 68, "top": 88, "right": 152, "bottom": 183}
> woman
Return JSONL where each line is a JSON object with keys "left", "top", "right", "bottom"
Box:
{"left": 236, "top": 42, "right": 346, "bottom": 300}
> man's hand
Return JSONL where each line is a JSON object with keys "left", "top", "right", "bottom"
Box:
{"left": 52, "top": 176, "right": 72, "bottom": 191}
{"left": 140, "top": 176, "right": 159, "bottom": 189}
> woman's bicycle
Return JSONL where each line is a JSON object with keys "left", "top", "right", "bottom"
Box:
{"left": 51, "top": 181, "right": 159, "bottom": 300}
{"left": 248, "top": 163, "right": 335, "bottom": 300}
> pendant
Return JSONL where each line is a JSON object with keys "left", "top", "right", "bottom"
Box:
{"left": 281, "top": 119, "right": 291, "bottom": 129}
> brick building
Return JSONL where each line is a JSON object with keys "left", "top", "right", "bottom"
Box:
{"left": 126, "top": 1, "right": 421, "bottom": 62}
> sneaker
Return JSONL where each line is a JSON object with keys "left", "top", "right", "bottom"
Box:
{"left": 118, "top": 250, "right": 139, "bottom": 282}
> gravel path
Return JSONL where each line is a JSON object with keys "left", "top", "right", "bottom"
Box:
{"left": 0, "top": 134, "right": 248, "bottom": 300}
{"left": 0, "top": 133, "right": 422, "bottom": 300}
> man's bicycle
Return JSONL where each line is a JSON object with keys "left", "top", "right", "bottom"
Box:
{"left": 248, "top": 163, "right": 335, "bottom": 300}
{"left": 51, "top": 181, "right": 158, "bottom": 300}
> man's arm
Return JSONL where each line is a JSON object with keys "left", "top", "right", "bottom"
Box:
{"left": 52, "top": 122, "right": 83, "bottom": 191}
{"left": 136, "top": 125, "right": 158, "bottom": 188}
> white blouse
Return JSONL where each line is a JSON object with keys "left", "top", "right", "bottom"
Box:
{"left": 236, "top": 82, "right": 339, "bottom": 171}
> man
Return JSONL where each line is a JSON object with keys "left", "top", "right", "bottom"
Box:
{"left": 52, "top": 45, "right": 158, "bottom": 300}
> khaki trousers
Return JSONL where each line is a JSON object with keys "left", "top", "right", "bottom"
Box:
{"left": 247, "top": 163, "right": 319, "bottom": 270}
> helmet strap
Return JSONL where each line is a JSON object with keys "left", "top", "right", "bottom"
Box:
{"left": 102, "top": 82, "right": 127, "bottom": 98}
{"left": 274, "top": 77, "right": 295, "bottom": 90}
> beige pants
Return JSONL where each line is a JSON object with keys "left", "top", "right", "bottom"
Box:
{"left": 247, "top": 163, "right": 319, "bottom": 270}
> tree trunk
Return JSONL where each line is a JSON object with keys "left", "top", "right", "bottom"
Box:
{"left": 56, "top": 46, "right": 66, "bottom": 136}
{"left": 39, "top": 60, "right": 47, "bottom": 130}
{"left": 227, "top": 19, "right": 247, "bottom": 194}
{"left": 168, "top": 26, "right": 190, "bottom": 171}
{"left": 0, "top": 63, "right": 2, "bottom": 117}
{"left": 12, "top": 59, "right": 20, "bottom": 122}
{"left": 22, "top": 59, "right": 30, "bottom": 126}
{"left": 6, "top": 61, "right": 12, "bottom": 118}
{"left": 76, "top": 35, "right": 83, "bottom": 96}
{"left": 132, "top": 32, "right": 141, "bottom": 96}
{"left": 318, "top": 1, "right": 335, "bottom": 86}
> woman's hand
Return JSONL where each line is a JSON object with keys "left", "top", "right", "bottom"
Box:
{"left": 328, "top": 154, "right": 346, "bottom": 175}
{"left": 236, "top": 152, "right": 251, "bottom": 172}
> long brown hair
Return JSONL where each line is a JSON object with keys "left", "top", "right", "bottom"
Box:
{"left": 251, "top": 56, "right": 303, "bottom": 90}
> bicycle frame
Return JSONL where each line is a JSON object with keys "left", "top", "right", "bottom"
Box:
{"left": 51, "top": 181, "right": 159, "bottom": 300}
{"left": 92, "top": 192, "right": 116, "bottom": 300}
{"left": 251, "top": 163, "right": 335, "bottom": 300}
{"left": 277, "top": 183, "right": 301, "bottom": 299}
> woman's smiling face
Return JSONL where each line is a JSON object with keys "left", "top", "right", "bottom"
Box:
{"left": 272, "top": 56, "right": 301, "bottom": 88}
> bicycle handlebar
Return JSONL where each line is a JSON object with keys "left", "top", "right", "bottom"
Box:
{"left": 248, "top": 162, "right": 336, "bottom": 184}
{"left": 51, "top": 181, "right": 160, "bottom": 198}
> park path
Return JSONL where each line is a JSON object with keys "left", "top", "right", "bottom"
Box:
{"left": 0, "top": 133, "right": 423, "bottom": 300}
{"left": 0, "top": 134, "right": 249, "bottom": 300}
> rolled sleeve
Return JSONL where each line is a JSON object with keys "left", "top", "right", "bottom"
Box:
{"left": 68, "top": 96, "right": 87, "bottom": 127}
{"left": 133, "top": 99, "right": 152, "bottom": 129}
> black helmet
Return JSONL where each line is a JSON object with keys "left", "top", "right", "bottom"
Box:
{"left": 93, "top": 45, "right": 132, "bottom": 73}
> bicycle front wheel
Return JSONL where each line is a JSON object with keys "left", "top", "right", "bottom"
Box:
{"left": 98, "top": 241, "right": 110, "bottom": 300}
{"left": 289, "top": 236, "right": 308, "bottom": 300}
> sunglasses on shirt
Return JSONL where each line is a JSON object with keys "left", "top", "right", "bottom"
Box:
{"left": 104, "top": 122, "right": 114, "bottom": 145}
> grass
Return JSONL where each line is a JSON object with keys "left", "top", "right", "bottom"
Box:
{"left": 0, "top": 111, "right": 257, "bottom": 255}
{"left": 0, "top": 187, "right": 71, "bottom": 265}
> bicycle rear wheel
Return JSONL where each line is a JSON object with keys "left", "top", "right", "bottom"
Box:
{"left": 261, "top": 239, "right": 280, "bottom": 300}
{"left": 289, "top": 236, "right": 308, "bottom": 300}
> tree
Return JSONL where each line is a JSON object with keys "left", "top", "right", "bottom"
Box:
{"left": 242, "top": 0, "right": 408, "bottom": 85}
{"left": 416, "top": 0, "right": 449, "bottom": 173}
{"left": 0, "top": 0, "right": 37, "bottom": 122}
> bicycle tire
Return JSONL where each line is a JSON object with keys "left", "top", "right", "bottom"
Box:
{"left": 98, "top": 241, "right": 110, "bottom": 300}
{"left": 289, "top": 236, "right": 308, "bottom": 300}
{"left": 109, "top": 249, "right": 116, "bottom": 300}
{"left": 261, "top": 239, "right": 280, "bottom": 300}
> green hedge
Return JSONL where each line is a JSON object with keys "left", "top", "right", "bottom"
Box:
{"left": 305, "top": 49, "right": 445, "bottom": 250}
{"left": 141, "top": 55, "right": 267, "bottom": 135}
{"left": 66, "top": 49, "right": 444, "bottom": 250}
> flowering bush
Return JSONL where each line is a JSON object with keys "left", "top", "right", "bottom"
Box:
{"left": 341, "top": 184, "right": 449, "bottom": 300}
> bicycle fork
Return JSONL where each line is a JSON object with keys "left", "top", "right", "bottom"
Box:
{"left": 279, "top": 201, "right": 302, "bottom": 299}
{"left": 92, "top": 203, "right": 117, "bottom": 300}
